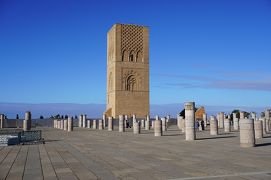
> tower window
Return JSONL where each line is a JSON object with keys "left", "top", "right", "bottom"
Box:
{"left": 129, "top": 54, "right": 134, "bottom": 62}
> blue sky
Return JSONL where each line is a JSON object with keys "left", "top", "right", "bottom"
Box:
{"left": 0, "top": 0, "right": 271, "bottom": 107}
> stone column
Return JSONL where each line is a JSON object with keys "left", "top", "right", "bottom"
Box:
{"left": 254, "top": 120, "right": 263, "bottom": 139}
{"left": 239, "top": 118, "right": 255, "bottom": 147}
{"left": 210, "top": 116, "right": 218, "bottom": 135}
{"left": 151, "top": 120, "right": 154, "bottom": 129}
{"left": 145, "top": 115, "right": 150, "bottom": 130}
{"left": 98, "top": 119, "right": 103, "bottom": 130}
{"left": 108, "top": 117, "right": 113, "bottom": 131}
{"left": 219, "top": 112, "right": 224, "bottom": 129}
{"left": 233, "top": 118, "right": 239, "bottom": 131}
{"left": 260, "top": 118, "right": 266, "bottom": 134}
{"left": 78, "top": 115, "right": 82, "bottom": 127}
{"left": 82, "top": 114, "right": 87, "bottom": 128}
{"left": 119, "top": 115, "right": 124, "bottom": 132}
{"left": 133, "top": 121, "right": 140, "bottom": 134}
{"left": 154, "top": 119, "right": 162, "bottom": 136}
{"left": 0, "top": 114, "right": 4, "bottom": 129}
{"left": 251, "top": 112, "right": 257, "bottom": 120}
{"left": 92, "top": 120, "right": 97, "bottom": 130}
{"left": 141, "top": 119, "right": 145, "bottom": 129}
{"left": 161, "top": 117, "right": 167, "bottom": 132}
{"left": 224, "top": 118, "right": 230, "bottom": 133}
{"left": 68, "top": 117, "right": 73, "bottom": 132}
{"left": 240, "top": 111, "right": 245, "bottom": 119}
{"left": 23, "top": 111, "right": 31, "bottom": 131}
{"left": 57, "top": 120, "right": 61, "bottom": 129}
{"left": 132, "top": 114, "right": 136, "bottom": 127}
{"left": 265, "top": 110, "right": 270, "bottom": 132}
{"left": 87, "top": 120, "right": 91, "bottom": 128}
{"left": 166, "top": 115, "right": 170, "bottom": 122}
{"left": 103, "top": 114, "right": 106, "bottom": 128}
{"left": 185, "top": 102, "right": 196, "bottom": 141}
{"left": 54, "top": 119, "right": 58, "bottom": 128}
{"left": 233, "top": 112, "right": 237, "bottom": 119}
{"left": 61, "top": 119, "right": 64, "bottom": 130}
{"left": 64, "top": 119, "right": 68, "bottom": 131}
{"left": 177, "top": 115, "right": 182, "bottom": 130}
{"left": 217, "top": 114, "right": 220, "bottom": 127}
{"left": 203, "top": 113, "right": 207, "bottom": 128}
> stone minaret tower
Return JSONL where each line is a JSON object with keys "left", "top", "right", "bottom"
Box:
{"left": 105, "top": 24, "right": 149, "bottom": 118}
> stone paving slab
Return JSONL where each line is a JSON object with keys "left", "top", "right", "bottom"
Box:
{"left": 0, "top": 126, "right": 270, "bottom": 180}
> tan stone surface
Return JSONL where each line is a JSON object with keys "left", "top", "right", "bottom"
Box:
{"left": 105, "top": 24, "right": 149, "bottom": 118}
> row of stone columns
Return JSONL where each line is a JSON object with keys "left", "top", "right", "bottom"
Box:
{"left": 80, "top": 114, "right": 166, "bottom": 137}
{"left": 53, "top": 117, "right": 73, "bottom": 132}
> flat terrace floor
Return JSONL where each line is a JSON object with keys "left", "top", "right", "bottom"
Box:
{"left": 0, "top": 125, "right": 271, "bottom": 180}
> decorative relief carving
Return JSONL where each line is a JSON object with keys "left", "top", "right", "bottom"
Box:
{"left": 121, "top": 24, "right": 144, "bottom": 62}
{"left": 122, "top": 69, "right": 143, "bottom": 91}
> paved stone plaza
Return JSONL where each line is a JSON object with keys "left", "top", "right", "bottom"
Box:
{"left": 0, "top": 125, "right": 271, "bottom": 180}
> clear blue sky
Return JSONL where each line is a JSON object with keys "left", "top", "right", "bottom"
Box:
{"left": 0, "top": 0, "right": 271, "bottom": 107}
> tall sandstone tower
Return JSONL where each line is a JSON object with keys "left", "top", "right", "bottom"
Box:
{"left": 105, "top": 24, "right": 149, "bottom": 118}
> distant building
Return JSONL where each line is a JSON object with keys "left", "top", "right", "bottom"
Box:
{"left": 195, "top": 106, "right": 206, "bottom": 120}
{"left": 179, "top": 106, "right": 206, "bottom": 120}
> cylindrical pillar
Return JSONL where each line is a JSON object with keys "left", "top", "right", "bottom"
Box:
{"left": 108, "top": 117, "right": 113, "bottom": 131}
{"left": 23, "top": 111, "right": 31, "bottom": 131}
{"left": 145, "top": 115, "right": 150, "bottom": 130}
{"left": 57, "top": 120, "right": 61, "bottom": 129}
{"left": 203, "top": 113, "right": 207, "bottom": 128}
{"left": 87, "top": 120, "right": 91, "bottom": 128}
{"left": 161, "top": 118, "right": 167, "bottom": 132}
{"left": 55, "top": 120, "right": 57, "bottom": 128}
{"left": 240, "top": 118, "right": 255, "bottom": 147}
{"left": 233, "top": 118, "right": 239, "bottom": 131}
{"left": 224, "top": 118, "right": 230, "bottom": 133}
{"left": 185, "top": 102, "right": 195, "bottom": 141}
{"left": 92, "top": 120, "right": 97, "bottom": 130}
{"left": 64, "top": 119, "right": 68, "bottom": 131}
{"left": 0, "top": 114, "right": 5, "bottom": 129}
{"left": 103, "top": 114, "right": 106, "bottom": 128}
{"left": 119, "top": 115, "right": 124, "bottom": 132}
{"left": 177, "top": 115, "right": 182, "bottom": 130}
{"left": 133, "top": 122, "right": 140, "bottom": 134}
{"left": 265, "top": 109, "right": 270, "bottom": 132}
{"left": 61, "top": 119, "right": 64, "bottom": 130}
{"left": 251, "top": 112, "right": 256, "bottom": 120}
{"left": 68, "top": 117, "right": 73, "bottom": 132}
{"left": 141, "top": 119, "right": 145, "bottom": 129}
{"left": 132, "top": 114, "right": 136, "bottom": 127}
{"left": 98, "top": 119, "right": 103, "bottom": 130}
{"left": 154, "top": 119, "right": 162, "bottom": 136}
{"left": 151, "top": 120, "right": 154, "bottom": 129}
{"left": 82, "top": 114, "right": 87, "bottom": 128}
{"left": 260, "top": 118, "right": 266, "bottom": 134}
{"left": 240, "top": 111, "right": 245, "bottom": 119}
{"left": 210, "top": 116, "right": 218, "bottom": 135}
{"left": 219, "top": 112, "right": 224, "bottom": 129}
{"left": 254, "top": 120, "right": 263, "bottom": 139}
{"left": 79, "top": 115, "right": 83, "bottom": 127}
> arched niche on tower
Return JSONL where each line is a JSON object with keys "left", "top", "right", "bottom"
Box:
{"left": 136, "top": 51, "right": 143, "bottom": 62}
{"left": 122, "top": 50, "right": 128, "bottom": 61}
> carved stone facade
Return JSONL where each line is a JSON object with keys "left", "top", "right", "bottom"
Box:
{"left": 105, "top": 24, "right": 149, "bottom": 118}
